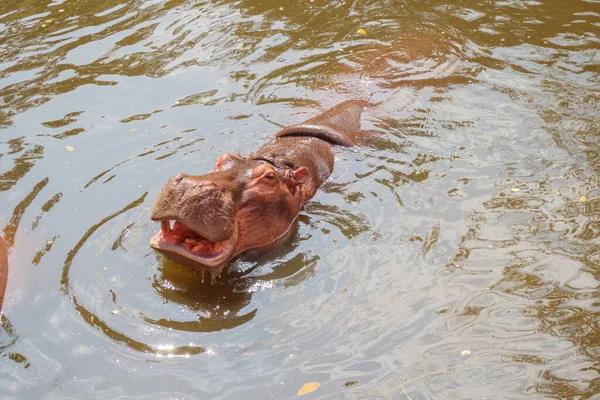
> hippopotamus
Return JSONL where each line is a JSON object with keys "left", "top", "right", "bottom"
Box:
{"left": 150, "top": 100, "right": 371, "bottom": 275}
{"left": 0, "top": 236, "right": 7, "bottom": 312}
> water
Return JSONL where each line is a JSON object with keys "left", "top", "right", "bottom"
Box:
{"left": 1, "top": 0, "right": 599, "bottom": 398}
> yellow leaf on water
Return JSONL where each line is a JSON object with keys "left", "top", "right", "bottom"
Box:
{"left": 65, "top": 145, "right": 74, "bottom": 152}
{"left": 111, "top": 310, "right": 119, "bottom": 315}
{"left": 357, "top": 28, "right": 367, "bottom": 35}
{"left": 580, "top": 195, "right": 587, "bottom": 202}
{"left": 298, "top": 382, "right": 320, "bottom": 396}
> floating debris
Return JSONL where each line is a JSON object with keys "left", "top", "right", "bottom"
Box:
{"left": 298, "top": 382, "right": 320, "bottom": 396}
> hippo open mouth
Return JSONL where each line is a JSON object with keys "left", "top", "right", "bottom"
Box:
{"left": 149, "top": 219, "right": 238, "bottom": 268}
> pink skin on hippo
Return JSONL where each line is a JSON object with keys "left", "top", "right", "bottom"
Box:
{"left": 149, "top": 100, "right": 371, "bottom": 274}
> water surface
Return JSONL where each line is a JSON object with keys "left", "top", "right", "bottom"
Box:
{"left": 1, "top": 0, "right": 600, "bottom": 398}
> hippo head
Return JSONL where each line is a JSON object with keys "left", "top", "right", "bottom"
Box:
{"left": 149, "top": 152, "right": 309, "bottom": 270}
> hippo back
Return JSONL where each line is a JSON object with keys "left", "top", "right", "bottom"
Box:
{"left": 275, "top": 100, "right": 370, "bottom": 147}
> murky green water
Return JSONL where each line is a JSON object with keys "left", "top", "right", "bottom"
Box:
{"left": 1, "top": 0, "right": 600, "bottom": 398}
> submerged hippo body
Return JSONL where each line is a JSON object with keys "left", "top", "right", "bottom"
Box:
{"left": 150, "top": 100, "right": 370, "bottom": 273}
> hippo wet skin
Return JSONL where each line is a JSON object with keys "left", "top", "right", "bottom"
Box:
{"left": 150, "top": 100, "right": 370, "bottom": 275}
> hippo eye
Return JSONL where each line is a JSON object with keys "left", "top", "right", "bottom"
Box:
{"left": 260, "top": 172, "right": 278, "bottom": 184}
{"left": 250, "top": 165, "right": 278, "bottom": 184}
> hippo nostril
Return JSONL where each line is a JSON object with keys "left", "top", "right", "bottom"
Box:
{"left": 192, "top": 181, "right": 216, "bottom": 189}
{"left": 174, "top": 173, "right": 186, "bottom": 184}
{"left": 215, "top": 152, "right": 241, "bottom": 171}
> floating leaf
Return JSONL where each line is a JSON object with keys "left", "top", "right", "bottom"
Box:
{"left": 461, "top": 350, "right": 471, "bottom": 356}
{"left": 298, "top": 382, "right": 320, "bottom": 396}
{"left": 357, "top": 28, "right": 367, "bottom": 35}
{"left": 580, "top": 195, "right": 587, "bottom": 202}
{"left": 111, "top": 310, "right": 120, "bottom": 315}
{"left": 65, "top": 145, "right": 74, "bottom": 152}
{"left": 45, "top": 19, "right": 53, "bottom": 23}
{"left": 511, "top": 187, "right": 521, "bottom": 192}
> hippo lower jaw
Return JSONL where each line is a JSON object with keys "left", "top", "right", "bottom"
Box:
{"left": 149, "top": 220, "right": 238, "bottom": 269}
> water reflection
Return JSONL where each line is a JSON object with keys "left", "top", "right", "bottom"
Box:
{"left": 146, "top": 248, "right": 319, "bottom": 332}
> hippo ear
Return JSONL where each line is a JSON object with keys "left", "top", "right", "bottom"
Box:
{"left": 283, "top": 166, "right": 309, "bottom": 189}
{"left": 292, "top": 166, "right": 309, "bottom": 185}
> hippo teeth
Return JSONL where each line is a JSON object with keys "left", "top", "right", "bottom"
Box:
{"left": 155, "top": 219, "right": 230, "bottom": 257}
{"left": 161, "top": 220, "right": 172, "bottom": 233}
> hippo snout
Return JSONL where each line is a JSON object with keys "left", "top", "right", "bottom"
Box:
{"left": 150, "top": 173, "right": 236, "bottom": 242}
